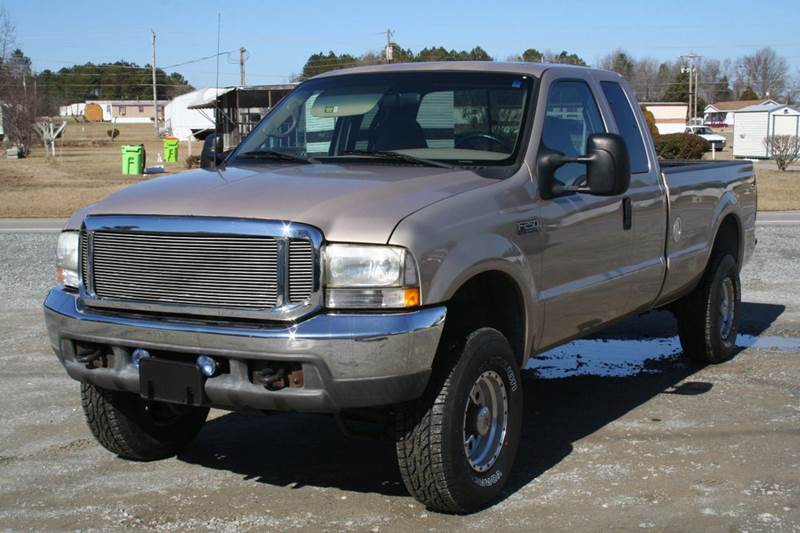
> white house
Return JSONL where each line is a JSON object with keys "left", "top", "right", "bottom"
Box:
{"left": 642, "top": 102, "right": 688, "bottom": 134}
{"left": 164, "top": 88, "right": 223, "bottom": 141}
{"left": 703, "top": 99, "right": 778, "bottom": 127}
{"left": 733, "top": 103, "right": 800, "bottom": 158}
{"left": 58, "top": 102, "right": 85, "bottom": 117}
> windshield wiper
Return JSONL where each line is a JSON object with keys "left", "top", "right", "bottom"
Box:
{"left": 338, "top": 150, "right": 454, "bottom": 169}
{"left": 236, "top": 150, "right": 317, "bottom": 164}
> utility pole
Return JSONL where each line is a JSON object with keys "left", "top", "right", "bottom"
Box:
{"left": 385, "top": 28, "right": 394, "bottom": 63}
{"left": 681, "top": 53, "right": 702, "bottom": 125}
{"left": 151, "top": 30, "right": 158, "bottom": 138}
{"left": 239, "top": 47, "right": 246, "bottom": 86}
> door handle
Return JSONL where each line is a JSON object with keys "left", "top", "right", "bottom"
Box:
{"left": 622, "top": 197, "right": 632, "bottom": 230}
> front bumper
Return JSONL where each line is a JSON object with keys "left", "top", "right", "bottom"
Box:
{"left": 43, "top": 288, "right": 446, "bottom": 412}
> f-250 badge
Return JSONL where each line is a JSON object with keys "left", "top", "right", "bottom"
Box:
{"left": 517, "top": 217, "right": 541, "bottom": 235}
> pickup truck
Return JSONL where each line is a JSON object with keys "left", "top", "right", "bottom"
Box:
{"left": 44, "top": 62, "right": 756, "bottom": 513}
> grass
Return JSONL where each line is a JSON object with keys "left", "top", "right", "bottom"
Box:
{"left": 0, "top": 121, "right": 202, "bottom": 218}
{"left": 0, "top": 121, "right": 798, "bottom": 216}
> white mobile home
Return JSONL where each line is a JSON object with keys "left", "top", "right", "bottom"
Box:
{"left": 164, "top": 88, "right": 223, "bottom": 141}
{"left": 733, "top": 103, "right": 800, "bottom": 158}
{"left": 642, "top": 102, "right": 688, "bottom": 134}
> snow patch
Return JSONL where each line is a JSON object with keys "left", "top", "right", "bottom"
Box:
{"left": 528, "top": 335, "right": 800, "bottom": 379}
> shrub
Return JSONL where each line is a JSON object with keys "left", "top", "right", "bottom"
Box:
{"left": 654, "top": 133, "right": 710, "bottom": 160}
{"left": 640, "top": 106, "right": 659, "bottom": 139}
{"left": 185, "top": 154, "right": 201, "bottom": 169}
{"left": 106, "top": 128, "right": 119, "bottom": 140}
{"left": 763, "top": 135, "right": 800, "bottom": 171}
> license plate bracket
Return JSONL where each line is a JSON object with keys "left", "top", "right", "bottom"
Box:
{"left": 139, "top": 357, "right": 205, "bottom": 406}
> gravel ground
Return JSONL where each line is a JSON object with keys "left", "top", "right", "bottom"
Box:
{"left": 1, "top": 225, "right": 799, "bottom": 531}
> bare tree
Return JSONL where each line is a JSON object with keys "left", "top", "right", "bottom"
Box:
{"left": 763, "top": 135, "right": 800, "bottom": 171}
{"left": 736, "top": 47, "right": 789, "bottom": 100}
{"left": 0, "top": 6, "right": 15, "bottom": 60}
{"left": 630, "top": 58, "right": 660, "bottom": 101}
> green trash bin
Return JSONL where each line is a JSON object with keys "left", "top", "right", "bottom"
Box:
{"left": 163, "top": 137, "right": 179, "bottom": 163}
{"left": 121, "top": 144, "right": 145, "bottom": 175}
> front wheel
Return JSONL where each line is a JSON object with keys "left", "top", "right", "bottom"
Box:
{"left": 81, "top": 383, "right": 209, "bottom": 461}
{"left": 395, "top": 328, "right": 523, "bottom": 513}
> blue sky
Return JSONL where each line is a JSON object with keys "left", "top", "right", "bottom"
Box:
{"left": 5, "top": 0, "right": 799, "bottom": 88}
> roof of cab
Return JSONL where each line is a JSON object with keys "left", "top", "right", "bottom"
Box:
{"left": 311, "top": 61, "right": 599, "bottom": 80}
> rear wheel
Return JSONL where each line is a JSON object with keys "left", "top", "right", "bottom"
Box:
{"left": 395, "top": 328, "right": 523, "bottom": 513}
{"left": 674, "top": 254, "right": 741, "bottom": 364}
{"left": 81, "top": 383, "right": 208, "bottom": 461}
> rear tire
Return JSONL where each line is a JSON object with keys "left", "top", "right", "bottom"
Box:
{"left": 674, "top": 254, "right": 741, "bottom": 364}
{"left": 395, "top": 328, "right": 523, "bottom": 513}
{"left": 81, "top": 383, "right": 209, "bottom": 461}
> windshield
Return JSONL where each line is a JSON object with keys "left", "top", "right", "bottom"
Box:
{"left": 232, "top": 72, "right": 534, "bottom": 166}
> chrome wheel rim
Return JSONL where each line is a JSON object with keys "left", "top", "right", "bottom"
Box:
{"left": 463, "top": 370, "right": 508, "bottom": 473}
{"left": 719, "top": 277, "right": 736, "bottom": 340}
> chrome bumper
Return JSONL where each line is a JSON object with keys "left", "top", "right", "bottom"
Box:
{"left": 43, "top": 288, "right": 446, "bottom": 412}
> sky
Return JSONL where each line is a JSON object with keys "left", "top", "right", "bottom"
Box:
{"left": 4, "top": 0, "right": 799, "bottom": 89}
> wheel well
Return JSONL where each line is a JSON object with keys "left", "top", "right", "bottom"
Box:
{"left": 439, "top": 271, "right": 526, "bottom": 367}
{"left": 711, "top": 215, "right": 741, "bottom": 268}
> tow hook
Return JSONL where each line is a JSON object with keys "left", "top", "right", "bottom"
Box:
{"left": 253, "top": 367, "right": 287, "bottom": 390}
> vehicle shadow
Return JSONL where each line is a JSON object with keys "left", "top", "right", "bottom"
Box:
{"left": 177, "top": 302, "right": 784, "bottom": 503}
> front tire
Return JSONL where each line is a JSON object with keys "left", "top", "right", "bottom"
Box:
{"left": 81, "top": 383, "right": 209, "bottom": 461}
{"left": 395, "top": 328, "right": 523, "bottom": 513}
{"left": 674, "top": 254, "right": 741, "bottom": 364}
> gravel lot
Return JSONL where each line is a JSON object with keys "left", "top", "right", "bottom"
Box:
{"left": 1, "top": 224, "right": 799, "bottom": 531}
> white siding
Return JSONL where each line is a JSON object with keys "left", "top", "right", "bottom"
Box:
{"left": 733, "top": 112, "right": 769, "bottom": 158}
{"left": 773, "top": 114, "right": 799, "bottom": 136}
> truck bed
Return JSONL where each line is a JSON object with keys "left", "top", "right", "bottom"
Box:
{"left": 656, "top": 158, "right": 757, "bottom": 305}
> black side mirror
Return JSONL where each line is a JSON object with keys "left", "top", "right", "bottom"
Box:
{"left": 538, "top": 133, "right": 630, "bottom": 198}
{"left": 200, "top": 133, "right": 228, "bottom": 170}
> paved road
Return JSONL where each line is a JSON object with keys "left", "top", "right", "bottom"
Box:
{"left": 0, "top": 224, "right": 798, "bottom": 531}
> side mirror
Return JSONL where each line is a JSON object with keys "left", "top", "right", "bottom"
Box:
{"left": 538, "top": 133, "right": 630, "bottom": 198}
{"left": 200, "top": 133, "right": 229, "bottom": 170}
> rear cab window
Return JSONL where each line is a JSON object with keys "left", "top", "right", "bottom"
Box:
{"left": 600, "top": 81, "right": 650, "bottom": 174}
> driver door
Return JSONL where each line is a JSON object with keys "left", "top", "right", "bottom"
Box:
{"left": 537, "top": 78, "right": 634, "bottom": 348}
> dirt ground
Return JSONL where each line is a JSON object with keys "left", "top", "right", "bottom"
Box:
{"left": 0, "top": 221, "right": 798, "bottom": 531}
{"left": 1, "top": 123, "right": 798, "bottom": 216}
{"left": 0, "top": 121, "right": 202, "bottom": 217}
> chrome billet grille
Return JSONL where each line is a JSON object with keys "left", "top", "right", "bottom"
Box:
{"left": 91, "top": 232, "right": 280, "bottom": 309}
{"left": 288, "top": 239, "right": 314, "bottom": 303}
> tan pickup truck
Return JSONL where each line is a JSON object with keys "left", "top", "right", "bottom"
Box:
{"left": 44, "top": 62, "right": 756, "bottom": 513}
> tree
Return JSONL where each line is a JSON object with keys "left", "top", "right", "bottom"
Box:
{"left": 736, "top": 47, "right": 788, "bottom": 100}
{"left": 763, "top": 135, "right": 800, "bottom": 171}
{"left": 552, "top": 50, "right": 586, "bottom": 66}
{"left": 520, "top": 48, "right": 544, "bottom": 63}
{"left": 662, "top": 69, "right": 691, "bottom": 103}
{"left": 299, "top": 51, "right": 359, "bottom": 80}
{"left": 712, "top": 75, "right": 733, "bottom": 102}
{"left": 739, "top": 86, "right": 759, "bottom": 100}
{"left": 599, "top": 49, "right": 634, "bottom": 79}
{"left": 640, "top": 106, "right": 660, "bottom": 138}
{"left": 0, "top": 5, "right": 15, "bottom": 60}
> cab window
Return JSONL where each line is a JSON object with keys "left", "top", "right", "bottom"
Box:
{"left": 541, "top": 80, "right": 605, "bottom": 186}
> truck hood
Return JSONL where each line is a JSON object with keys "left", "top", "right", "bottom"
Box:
{"left": 71, "top": 163, "right": 493, "bottom": 243}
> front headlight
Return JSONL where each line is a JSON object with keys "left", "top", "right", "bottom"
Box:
{"left": 323, "top": 243, "right": 420, "bottom": 309}
{"left": 56, "top": 231, "right": 80, "bottom": 289}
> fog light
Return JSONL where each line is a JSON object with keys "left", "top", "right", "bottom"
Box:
{"left": 131, "top": 348, "right": 150, "bottom": 369}
{"left": 196, "top": 355, "right": 217, "bottom": 377}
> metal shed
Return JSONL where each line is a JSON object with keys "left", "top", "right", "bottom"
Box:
{"left": 733, "top": 103, "right": 800, "bottom": 158}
